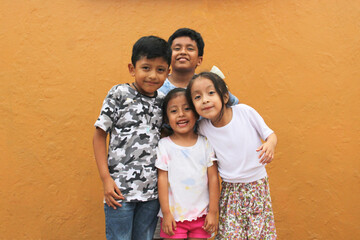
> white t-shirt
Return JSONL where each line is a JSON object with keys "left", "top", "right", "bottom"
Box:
{"left": 155, "top": 136, "right": 216, "bottom": 222}
{"left": 198, "top": 104, "right": 274, "bottom": 183}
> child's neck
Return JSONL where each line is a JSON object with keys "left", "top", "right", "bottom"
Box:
{"left": 170, "top": 131, "right": 198, "bottom": 147}
{"left": 168, "top": 70, "right": 195, "bottom": 88}
{"left": 212, "top": 107, "right": 233, "bottom": 128}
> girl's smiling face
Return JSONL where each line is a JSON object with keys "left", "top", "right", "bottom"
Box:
{"left": 166, "top": 94, "right": 197, "bottom": 136}
{"left": 190, "top": 77, "right": 227, "bottom": 123}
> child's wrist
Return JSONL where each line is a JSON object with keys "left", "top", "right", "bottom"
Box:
{"left": 208, "top": 208, "right": 219, "bottom": 214}
{"left": 162, "top": 209, "right": 172, "bottom": 215}
{"left": 101, "top": 174, "right": 112, "bottom": 182}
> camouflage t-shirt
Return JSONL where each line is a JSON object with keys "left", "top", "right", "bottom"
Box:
{"left": 95, "top": 84, "right": 164, "bottom": 202}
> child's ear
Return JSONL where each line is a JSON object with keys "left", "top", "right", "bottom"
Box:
{"left": 224, "top": 93, "right": 230, "bottom": 105}
{"left": 128, "top": 63, "right": 135, "bottom": 76}
{"left": 196, "top": 56, "right": 203, "bottom": 68}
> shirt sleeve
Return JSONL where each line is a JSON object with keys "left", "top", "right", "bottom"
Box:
{"left": 245, "top": 105, "right": 274, "bottom": 141}
{"left": 204, "top": 137, "right": 217, "bottom": 167}
{"left": 94, "top": 86, "right": 121, "bottom": 132}
{"left": 155, "top": 140, "right": 169, "bottom": 171}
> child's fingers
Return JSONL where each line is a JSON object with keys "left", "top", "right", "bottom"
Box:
{"left": 105, "top": 196, "right": 121, "bottom": 209}
{"left": 114, "top": 187, "right": 125, "bottom": 200}
{"left": 172, "top": 221, "right": 177, "bottom": 231}
{"left": 203, "top": 220, "right": 213, "bottom": 233}
{"left": 163, "top": 221, "right": 175, "bottom": 236}
{"left": 214, "top": 223, "right": 218, "bottom": 232}
{"left": 256, "top": 145, "right": 263, "bottom": 152}
{"left": 260, "top": 151, "right": 274, "bottom": 164}
{"left": 167, "top": 226, "right": 174, "bottom": 236}
{"left": 108, "top": 195, "right": 123, "bottom": 209}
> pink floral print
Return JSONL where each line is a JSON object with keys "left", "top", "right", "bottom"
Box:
{"left": 216, "top": 177, "right": 276, "bottom": 240}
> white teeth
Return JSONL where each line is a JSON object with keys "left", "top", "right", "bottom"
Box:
{"left": 177, "top": 121, "right": 188, "bottom": 127}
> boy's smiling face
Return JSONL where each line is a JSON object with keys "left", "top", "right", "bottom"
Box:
{"left": 128, "top": 56, "right": 169, "bottom": 96}
{"left": 171, "top": 36, "right": 203, "bottom": 72}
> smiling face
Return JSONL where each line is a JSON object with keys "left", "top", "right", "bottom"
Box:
{"left": 190, "top": 77, "right": 228, "bottom": 123}
{"left": 166, "top": 93, "right": 198, "bottom": 137}
{"left": 128, "top": 56, "right": 169, "bottom": 96}
{"left": 170, "top": 36, "right": 203, "bottom": 72}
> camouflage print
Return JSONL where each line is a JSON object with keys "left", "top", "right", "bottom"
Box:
{"left": 95, "top": 84, "right": 164, "bottom": 202}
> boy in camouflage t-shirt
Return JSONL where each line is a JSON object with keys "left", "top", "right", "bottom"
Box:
{"left": 93, "top": 36, "right": 171, "bottom": 240}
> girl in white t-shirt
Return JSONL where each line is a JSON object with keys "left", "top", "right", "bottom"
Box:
{"left": 186, "top": 72, "right": 277, "bottom": 239}
{"left": 156, "top": 88, "right": 220, "bottom": 240}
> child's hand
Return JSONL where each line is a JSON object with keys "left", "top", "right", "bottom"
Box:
{"left": 162, "top": 212, "right": 176, "bottom": 236}
{"left": 257, "top": 133, "right": 277, "bottom": 165}
{"left": 203, "top": 212, "right": 218, "bottom": 233}
{"left": 103, "top": 176, "right": 124, "bottom": 209}
{"left": 257, "top": 133, "right": 277, "bottom": 164}
{"left": 257, "top": 141, "right": 275, "bottom": 164}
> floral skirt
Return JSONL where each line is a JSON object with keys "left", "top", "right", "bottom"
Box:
{"left": 215, "top": 177, "right": 276, "bottom": 240}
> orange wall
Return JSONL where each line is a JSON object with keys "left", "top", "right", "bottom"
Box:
{"left": 1, "top": 0, "right": 359, "bottom": 239}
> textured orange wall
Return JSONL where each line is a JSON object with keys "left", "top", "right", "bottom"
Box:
{"left": 1, "top": 0, "right": 359, "bottom": 239}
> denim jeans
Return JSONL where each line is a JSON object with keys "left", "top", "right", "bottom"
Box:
{"left": 104, "top": 199, "right": 160, "bottom": 240}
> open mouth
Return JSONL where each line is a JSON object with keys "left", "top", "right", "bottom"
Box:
{"left": 177, "top": 120, "right": 189, "bottom": 127}
{"left": 176, "top": 57, "right": 189, "bottom": 62}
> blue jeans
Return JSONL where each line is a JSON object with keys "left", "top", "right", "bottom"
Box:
{"left": 104, "top": 199, "right": 160, "bottom": 240}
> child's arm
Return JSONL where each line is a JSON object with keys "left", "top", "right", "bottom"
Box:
{"left": 93, "top": 128, "right": 124, "bottom": 209}
{"left": 257, "top": 133, "right": 277, "bottom": 165}
{"left": 203, "top": 162, "right": 220, "bottom": 234}
{"left": 158, "top": 169, "right": 176, "bottom": 236}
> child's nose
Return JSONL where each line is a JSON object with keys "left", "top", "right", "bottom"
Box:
{"left": 202, "top": 95, "right": 209, "bottom": 103}
{"left": 149, "top": 70, "right": 156, "bottom": 79}
{"left": 180, "top": 47, "right": 187, "bottom": 54}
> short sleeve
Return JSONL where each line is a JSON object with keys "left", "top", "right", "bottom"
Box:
{"left": 204, "top": 137, "right": 217, "bottom": 167}
{"left": 94, "top": 86, "right": 122, "bottom": 132}
{"left": 155, "top": 140, "right": 169, "bottom": 171}
{"left": 245, "top": 105, "right": 274, "bottom": 141}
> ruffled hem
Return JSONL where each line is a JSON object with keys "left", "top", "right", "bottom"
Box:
{"left": 174, "top": 212, "right": 208, "bottom": 223}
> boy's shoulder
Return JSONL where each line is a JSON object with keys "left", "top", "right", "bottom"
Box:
{"left": 107, "top": 83, "right": 132, "bottom": 98}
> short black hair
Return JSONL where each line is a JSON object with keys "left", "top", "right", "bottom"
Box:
{"left": 131, "top": 36, "right": 172, "bottom": 67}
{"left": 186, "top": 72, "right": 233, "bottom": 122}
{"left": 168, "top": 28, "right": 204, "bottom": 57}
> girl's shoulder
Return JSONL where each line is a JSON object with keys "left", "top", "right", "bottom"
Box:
{"left": 233, "top": 103, "right": 259, "bottom": 114}
{"left": 233, "top": 103, "right": 252, "bottom": 110}
{"left": 197, "top": 134, "right": 208, "bottom": 143}
{"left": 158, "top": 136, "right": 171, "bottom": 145}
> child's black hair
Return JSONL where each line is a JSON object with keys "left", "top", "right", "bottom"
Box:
{"left": 186, "top": 72, "right": 234, "bottom": 122}
{"left": 162, "top": 88, "right": 199, "bottom": 133}
{"left": 168, "top": 28, "right": 205, "bottom": 57}
{"left": 131, "top": 36, "right": 172, "bottom": 67}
